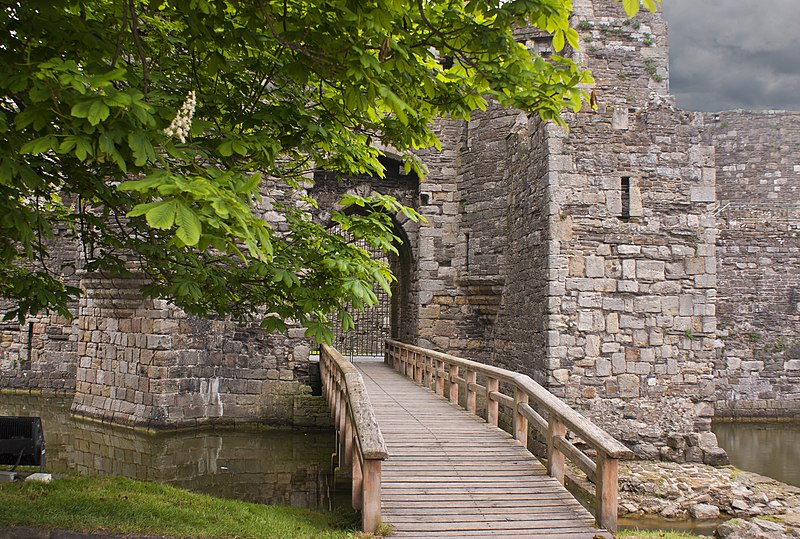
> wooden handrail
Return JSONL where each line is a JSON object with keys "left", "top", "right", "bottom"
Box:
{"left": 319, "top": 344, "right": 387, "bottom": 533}
{"left": 385, "top": 339, "right": 632, "bottom": 533}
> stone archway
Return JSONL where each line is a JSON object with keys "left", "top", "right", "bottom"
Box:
{"left": 311, "top": 156, "right": 419, "bottom": 358}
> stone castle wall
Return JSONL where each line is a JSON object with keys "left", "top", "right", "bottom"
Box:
{"left": 706, "top": 111, "right": 800, "bottom": 418}
{"left": 0, "top": 224, "right": 82, "bottom": 392}
{"left": 464, "top": 2, "right": 722, "bottom": 462}
{"left": 69, "top": 273, "right": 327, "bottom": 429}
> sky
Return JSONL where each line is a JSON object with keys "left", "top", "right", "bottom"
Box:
{"left": 662, "top": 0, "right": 800, "bottom": 112}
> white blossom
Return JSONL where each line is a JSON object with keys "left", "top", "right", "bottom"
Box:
{"left": 163, "top": 90, "right": 197, "bottom": 143}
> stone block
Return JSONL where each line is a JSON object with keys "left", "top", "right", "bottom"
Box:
{"left": 618, "top": 245, "right": 641, "bottom": 255}
{"left": 618, "top": 280, "right": 639, "bottom": 293}
{"left": 636, "top": 261, "right": 665, "bottom": 281}
{"left": 607, "top": 313, "right": 620, "bottom": 334}
{"left": 612, "top": 353, "right": 626, "bottom": 374}
{"left": 632, "top": 442, "right": 660, "bottom": 460}
{"left": 585, "top": 256, "right": 605, "bottom": 277}
{"left": 690, "top": 186, "right": 716, "bottom": 203}
{"left": 703, "top": 447, "right": 730, "bottom": 466}
{"left": 622, "top": 259, "right": 636, "bottom": 279}
{"left": 689, "top": 503, "right": 720, "bottom": 520}
{"left": 619, "top": 315, "right": 645, "bottom": 329}
{"left": 660, "top": 446, "right": 685, "bottom": 463}
{"left": 618, "top": 374, "right": 640, "bottom": 397}
{"left": 585, "top": 335, "right": 601, "bottom": 357}
{"left": 595, "top": 358, "right": 611, "bottom": 376}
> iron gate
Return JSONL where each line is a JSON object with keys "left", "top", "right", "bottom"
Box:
{"left": 328, "top": 222, "right": 392, "bottom": 358}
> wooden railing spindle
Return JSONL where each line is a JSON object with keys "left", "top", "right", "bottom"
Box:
{"left": 514, "top": 387, "right": 529, "bottom": 447}
{"left": 449, "top": 364, "right": 459, "bottom": 405}
{"left": 487, "top": 377, "right": 499, "bottom": 427}
{"left": 466, "top": 370, "right": 477, "bottom": 414}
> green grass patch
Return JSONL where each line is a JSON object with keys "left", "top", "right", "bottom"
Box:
{"left": 618, "top": 530, "right": 705, "bottom": 539}
{"left": 0, "top": 475, "right": 361, "bottom": 538}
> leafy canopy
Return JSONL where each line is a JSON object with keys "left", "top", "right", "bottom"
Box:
{"left": 0, "top": 0, "right": 657, "bottom": 339}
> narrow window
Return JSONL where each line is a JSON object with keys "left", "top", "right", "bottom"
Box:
{"left": 465, "top": 232, "right": 470, "bottom": 272}
{"left": 620, "top": 176, "right": 631, "bottom": 221}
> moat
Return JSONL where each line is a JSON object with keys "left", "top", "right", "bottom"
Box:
{"left": 0, "top": 394, "right": 346, "bottom": 509}
{"left": 714, "top": 421, "right": 800, "bottom": 488}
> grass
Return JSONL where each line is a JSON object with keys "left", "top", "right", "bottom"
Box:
{"left": 618, "top": 531, "right": 704, "bottom": 539}
{"left": 0, "top": 475, "right": 364, "bottom": 538}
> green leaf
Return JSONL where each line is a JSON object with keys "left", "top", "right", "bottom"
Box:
{"left": 175, "top": 202, "right": 202, "bottom": 246}
{"left": 144, "top": 200, "right": 177, "bottom": 229}
{"left": 622, "top": 0, "right": 640, "bottom": 17}
{"left": 552, "top": 29, "right": 565, "bottom": 52}
{"left": 127, "top": 132, "right": 155, "bottom": 166}
{"left": 20, "top": 135, "right": 58, "bottom": 155}
{"left": 87, "top": 100, "right": 110, "bottom": 126}
{"left": 260, "top": 316, "right": 287, "bottom": 334}
{"left": 70, "top": 100, "right": 93, "bottom": 119}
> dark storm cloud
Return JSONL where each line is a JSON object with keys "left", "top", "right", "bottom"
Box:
{"left": 662, "top": 0, "right": 800, "bottom": 112}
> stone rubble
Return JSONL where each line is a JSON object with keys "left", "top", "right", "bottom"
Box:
{"left": 614, "top": 460, "right": 800, "bottom": 537}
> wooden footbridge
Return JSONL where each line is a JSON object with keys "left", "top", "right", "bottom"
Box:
{"left": 320, "top": 340, "right": 632, "bottom": 538}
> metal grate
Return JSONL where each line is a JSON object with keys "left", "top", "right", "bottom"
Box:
{"left": 328, "top": 223, "right": 391, "bottom": 358}
{"left": 0, "top": 416, "right": 46, "bottom": 472}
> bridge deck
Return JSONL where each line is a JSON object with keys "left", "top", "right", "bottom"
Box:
{"left": 356, "top": 362, "right": 611, "bottom": 538}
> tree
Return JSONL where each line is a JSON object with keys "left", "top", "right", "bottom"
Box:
{"left": 0, "top": 0, "right": 657, "bottom": 340}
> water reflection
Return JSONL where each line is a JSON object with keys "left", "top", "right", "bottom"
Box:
{"left": 0, "top": 394, "right": 345, "bottom": 509}
{"left": 714, "top": 422, "right": 800, "bottom": 487}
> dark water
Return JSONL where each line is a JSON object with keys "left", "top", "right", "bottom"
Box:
{"left": 714, "top": 421, "right": 800, "bottom": 487}
{"left": 619, "top": 515, "right": 718, "bottom": 536}
{"left": 0, "top": 394, "right": 347, "bottom": 509}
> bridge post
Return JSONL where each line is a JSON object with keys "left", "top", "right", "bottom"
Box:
{"left": 362, "top": 458, "right": 382, "bottom": 533}
{"left": 514, "top": 388, "right": 529, "bottom": 448}
{"left": 466, "top": 370, "right": 477, "bottom": 414}
{"left": 547, "top": 415, "right": 567, "bottom": 484}
{"left": 449, "top": 364, "right": 459, "bottom": 405}
{"left": 487, "top": 377, "right": 499, "bottom": 426}
{"left": 595, "top": 452, "right": 620, "bottom": 533}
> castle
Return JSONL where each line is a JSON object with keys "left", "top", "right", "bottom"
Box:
{"left": 1, "top": 0, "right": 798, "bottom": 463}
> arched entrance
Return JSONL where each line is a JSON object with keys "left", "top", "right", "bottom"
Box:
{"left": 327, "top": 216, "right": 413, "bottom": 359}
{"left": 327, "top": 220, "right": 391, "bottom": 358}
{"left": 312, "top": 155, "right": 419, "bottom": 359}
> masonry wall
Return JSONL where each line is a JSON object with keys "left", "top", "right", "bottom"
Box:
{"left": 469, "top": 1, "right": 723, "bottom": 462}
{"left": 410, "top": 119, "right": 472, "bottom": 353}
{"left": 489, "top": 115, "right": 552, "bottom": 384}
{"left": 71, "top": 273, "right": 328, "bottom": 429}
{"left": 707, "top": 111, "right": 800, "bottom": 418}
{"left": 0, "top": 225, "right": 82, "bottom": 392}
{"left": 550, "top": 1, "right": 722, "bottom": 462}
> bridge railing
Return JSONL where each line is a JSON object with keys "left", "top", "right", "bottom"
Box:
{"left": 385, "top": 339, "right": 633, "bottom": 533}
{"left": 320, "top": 343, "right": 388, "bottom": 533}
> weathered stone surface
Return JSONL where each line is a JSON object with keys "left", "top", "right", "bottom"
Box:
{"left": 690, "top": 503, "right": 721, "bottom": 520}
{"left": 704, "top": 447, "right": 731, "bottom": 466}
